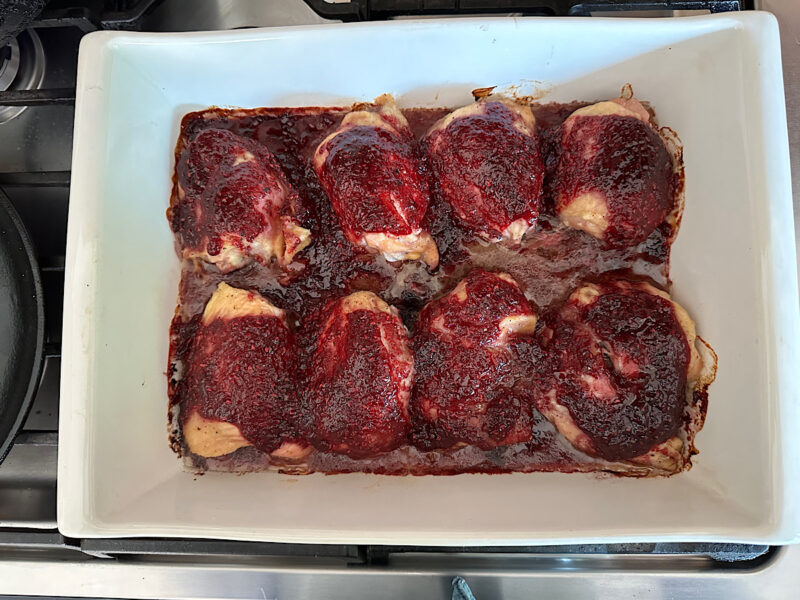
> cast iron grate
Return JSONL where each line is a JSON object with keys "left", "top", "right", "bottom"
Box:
{"left": 302, "top": 0, "right": 748, "bottom": 20}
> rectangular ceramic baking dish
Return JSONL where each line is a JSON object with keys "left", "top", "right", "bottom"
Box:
{"left": 58, "top": 12, "right": 800, "bottom": 544}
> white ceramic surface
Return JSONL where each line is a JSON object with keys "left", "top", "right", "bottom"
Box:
{"left": 58, "top": 13, "right": 800, "bottom": 544}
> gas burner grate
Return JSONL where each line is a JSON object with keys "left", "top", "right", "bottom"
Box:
{"left": 0, "top": 29, "right": 45, "bottom": 123}
{"left": 302, "top": 0, "right": 747, "bottom": 21}
{"left": 30, "top": 0, "right": 163, "bottom": 32}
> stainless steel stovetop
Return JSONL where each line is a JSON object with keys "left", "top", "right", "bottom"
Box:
{"left": 1, "top": 0, "right": 798, "bottom": 597}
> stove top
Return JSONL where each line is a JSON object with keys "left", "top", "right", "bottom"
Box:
{"left": 1, "top": 1, "right": 797, "bottom": 598}
{"left": 304, "top": 0, "right": 748, "bottom": 19}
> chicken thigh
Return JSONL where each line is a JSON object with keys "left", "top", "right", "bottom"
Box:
{"left": 554, "top": 96, "right": 674, "bottom": 247}
{"left": 313, "top": 95, "right": 439, "bottom": 267}
{"left": 424, "top": 98, "right": 545, "bottom": 242}
{"left": 304, "top": 291, "right": 414, "bottom": 457}
{"left": 412, "top": 270, "right": 538, "bottom": 450}
{"left": 535, "top": 280, "right": 704, "bottom": 470}
{"left": 181, "top": 283, "right": 306, "bottom": 459}
{"left": 172, "top": 128, "right": 311, "bottom": 272}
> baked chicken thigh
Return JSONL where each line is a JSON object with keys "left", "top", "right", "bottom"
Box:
{"left": 535, "top": 280, "right": 704, "bottom": 470}
{"left": 172, "top": 128, "right": 311, "bottom": 272}
{"left": 313, "top": 95, "right": 438, "bottom": 267}
{"left": 412, "top": 270, "right": 538, "bottom": 449}
{"left": 304, "top": 291, "right": 415, "bottom": 457}
{"left": 424, "top": 99, "right": 545, "bottom": 242}
{"left": 181, "top": 283, "right": 306, "bottom": 459}
{"left": 554, "top": 96, "right": 674, "bottom": 247}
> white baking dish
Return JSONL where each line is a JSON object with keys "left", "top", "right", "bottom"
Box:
{"left": 58, "top": 13, "right": 800, "bottom": 544}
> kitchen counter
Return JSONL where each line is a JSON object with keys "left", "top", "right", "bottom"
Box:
{"left": 763, "top": 0, "right": 800, "bottom": 283}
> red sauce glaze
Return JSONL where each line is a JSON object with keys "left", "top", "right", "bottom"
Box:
{"left": 179, "top": 312, "right": 300, "bottom": 454}
{"left": 300, "top": 299, "right": 413, "bottom": 458}
{"left": 555, "top": 115, "right": 674, "bottom": 247}
{"left": 168, "top": 100, "right": 694, "bottom": 475}
{"left": 171, "top": 128, "right": 304, "bottom": 259}
{"left": 175, "top": 109, "right": 405, "bottom": 314}
{"left": 537, "top": 282, "right": 690, "bottom": 460}
{"left": 170, "top": 104, "right": 672, "bottom": 317}
{"left": 412, "top": 270, "right": 537, "bottom": 450}
{"left": 425, "top": 101, "right": 544, "bottom": 239}
{"left": 314, "top": 119, "right": 430, "bottom": 241}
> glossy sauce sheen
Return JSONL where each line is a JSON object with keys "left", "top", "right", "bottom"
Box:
{"left": 169, "top": 101, "right": 690, "bottom": 475}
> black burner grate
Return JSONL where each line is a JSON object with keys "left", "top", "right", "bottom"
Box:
{"left": 303, "top": 0, "right": 747, "bottom": 20}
